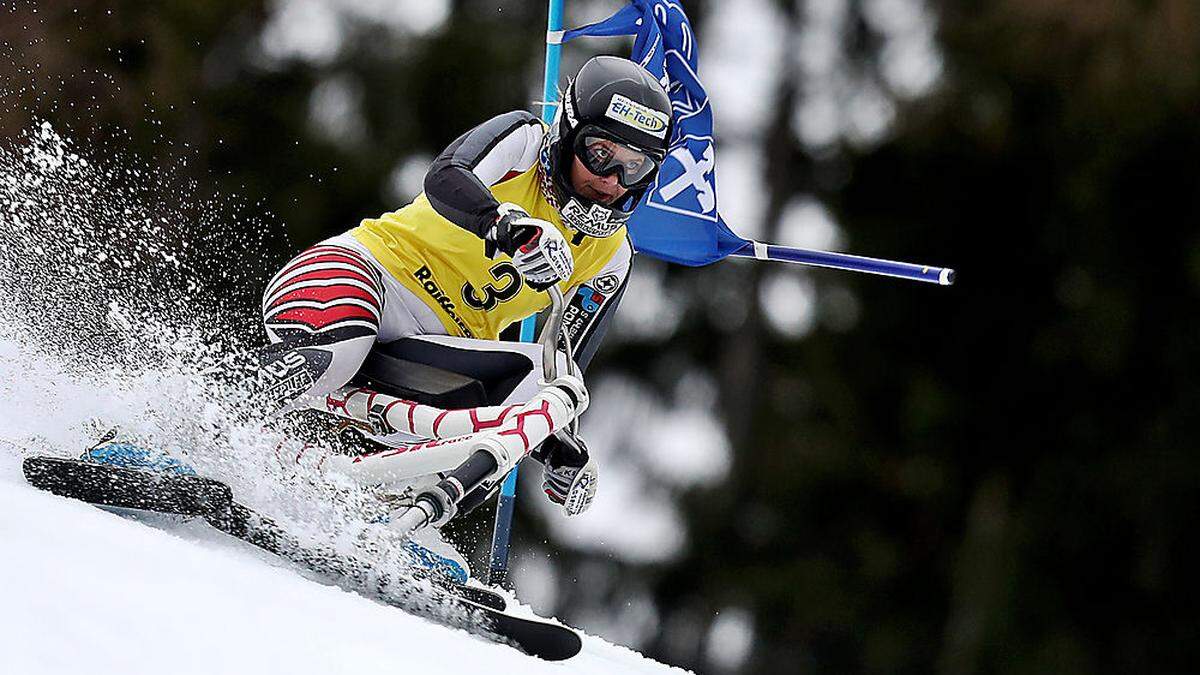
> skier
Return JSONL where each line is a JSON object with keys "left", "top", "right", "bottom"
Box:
{"left": 253, "top": 56, "right": 672, "bottom": 533}
{"left": 83, "top": 55, "right": 671, "bottom": 579}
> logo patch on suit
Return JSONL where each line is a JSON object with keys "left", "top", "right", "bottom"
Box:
{"left": 593, "top": 274, "right": 620, "bottom": 294}
{"left": 561, "top": 199, "right": 628, "bottom": 238}
{"left": 562, "top": 284, "right": 607, "bottom": 343}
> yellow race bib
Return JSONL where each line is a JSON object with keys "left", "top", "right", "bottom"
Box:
{"left": 351, "top": 164, "right": 626, "bottom": 339}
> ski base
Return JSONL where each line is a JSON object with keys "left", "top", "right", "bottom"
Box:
{"left": 21, "top": 455, "right": 580, "bottom": 661}
{"left": 23, "top": 456, "right": 232, "bottom": 515}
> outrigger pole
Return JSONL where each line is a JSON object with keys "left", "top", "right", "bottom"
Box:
{"left": 487, "top": 0, "right": 566, "bottom": 587}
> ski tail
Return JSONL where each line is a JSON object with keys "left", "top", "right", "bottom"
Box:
{"left": 22, "top": 456, "right": 231, "bottom": 516}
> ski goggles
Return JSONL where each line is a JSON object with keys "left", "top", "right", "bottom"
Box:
{"left": 572, "top": 127, "right": 662, "bottom": 189}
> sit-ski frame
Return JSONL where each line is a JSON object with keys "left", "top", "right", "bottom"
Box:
{"left": 317, "top": 287, "right": 584, "bottom": 535}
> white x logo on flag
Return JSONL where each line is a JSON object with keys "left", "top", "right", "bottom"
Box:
{"left": 658, "top": 143, "right": 716, "bottom": 214}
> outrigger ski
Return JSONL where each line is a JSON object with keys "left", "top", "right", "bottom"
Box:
{"left": 21, "top": 455, "right": 582, "bottom": 661}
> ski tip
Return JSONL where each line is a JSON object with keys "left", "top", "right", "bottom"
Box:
{"left": 468, "top": 599, "right": 583, "bottom": 661}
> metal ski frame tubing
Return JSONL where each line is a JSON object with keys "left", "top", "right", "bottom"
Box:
{"left": 384, "top": 286, "right": 579, "bottom": 536}
{"left": 487, "top": 0, "right": 567, "bottom": 586}
{"left": 730, "top": 241, "right": 956, "bottom": 286}
{"left": 321, "top": 374, "right": 578, "bottom": 489}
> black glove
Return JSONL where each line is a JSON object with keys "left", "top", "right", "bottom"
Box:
{"left": 484, "top": 203, "right": 536, "bottom": 258}
{"left": 485, "top": 203, "right": 575, "bottom": 291}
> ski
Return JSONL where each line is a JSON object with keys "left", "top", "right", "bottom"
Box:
{"left": 23, "top": 456, "right": 233, "bottom": 515}
{"left": 448, "top": 584, "right": 507, "bottom": 612}
{"left": 21, "top": 455, "right": 581, "bottom": 661}
{"left": 212, "top": 503, "right": 581, "bottom": 659}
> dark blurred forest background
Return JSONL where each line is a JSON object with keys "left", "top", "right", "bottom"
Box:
{"left": 2, "top": 1, "right": 1198, "bottom": 673}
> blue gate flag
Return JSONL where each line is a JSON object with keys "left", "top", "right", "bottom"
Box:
{"left": 563, "top": 0, "right": 750, "bottom": 266}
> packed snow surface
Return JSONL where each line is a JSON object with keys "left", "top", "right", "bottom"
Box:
{"left": 0, "top": 124, "right": 689, "bottom": 674}
{"left": 0, "top": 457, "right": 687, "bottom": 674}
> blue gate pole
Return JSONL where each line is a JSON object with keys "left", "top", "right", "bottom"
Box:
{"left": 487, "top": 0, "right": 566, "bottom": 587}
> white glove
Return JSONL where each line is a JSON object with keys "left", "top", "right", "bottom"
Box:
{"left": 487, "top": 202, "right": 574, "bottom": 290}
{"left": 539, "top": 433, "right": 597, "bottom": 517}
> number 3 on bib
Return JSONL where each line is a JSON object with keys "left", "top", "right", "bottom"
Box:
{"left": 462, "top": 262, "right": 521, "bottom": 311}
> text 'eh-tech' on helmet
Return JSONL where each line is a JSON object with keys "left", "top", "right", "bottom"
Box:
{"left": 546, "top": 55, "right": 672, "bottom": 239}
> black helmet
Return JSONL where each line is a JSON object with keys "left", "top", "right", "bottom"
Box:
{"left": 544, "top": 56, "right": 672, "bottom": 238}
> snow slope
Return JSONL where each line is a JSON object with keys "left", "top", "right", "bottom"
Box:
{"left": 0, "top": 458, "right": 688, "bottom": 674}
{"left": 0, "top": 123, "right": 690, "bottom": 674}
